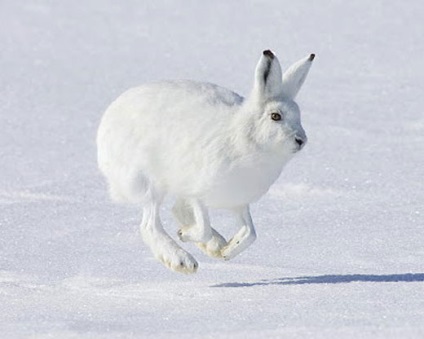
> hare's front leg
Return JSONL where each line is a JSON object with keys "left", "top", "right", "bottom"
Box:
{"left": 173, "top": 199, "right": 227, "bottom": 258}
{"left": 141, "top": 195, "right": 198, "bottom": 274}
{"left": 174, "top": 199, "right": 213, "bottom": 243}
{"left": 221, "top": 205, "right": 257, "bottom": 260}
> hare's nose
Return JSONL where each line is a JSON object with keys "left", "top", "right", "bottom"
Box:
{"left": 295, "top": 137, "right": 305, "bottom": 149}
{"left": 294, "top": 137, "right": 304, "bottom": 147}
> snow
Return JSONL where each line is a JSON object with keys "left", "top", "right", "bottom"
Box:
{"left": 1, "top": 0, "right": 423, "bottom": 338}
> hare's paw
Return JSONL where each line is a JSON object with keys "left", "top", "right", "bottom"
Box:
{"left": 146, "top": 232, "right": 199, "bottom": 274}
{"left": 177, "top": 225, "right": 212, "bottom": 243}
{"left": 196, "top": 228, "right": 227, "bottom": 259}
{"left": 221, "top": 225, "right": 256, "bottom": 261}
{"left": 155, "top": 248, "right": 199, "bottom": 274}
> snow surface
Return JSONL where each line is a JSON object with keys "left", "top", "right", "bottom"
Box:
{"left": 1, "top": 1, "right": 424, "bottom": 338}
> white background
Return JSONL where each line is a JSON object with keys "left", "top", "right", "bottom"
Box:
{"left": 1, "top": 1, "right": 423, "bottom": 338}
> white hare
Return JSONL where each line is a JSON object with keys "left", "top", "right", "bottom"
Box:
{"left": 97, "top": 50, "right": 314, "bottom": 274}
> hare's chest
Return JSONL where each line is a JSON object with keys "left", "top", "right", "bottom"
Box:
{"left": 203, "top": 151, "right": 291, "bottom": 208}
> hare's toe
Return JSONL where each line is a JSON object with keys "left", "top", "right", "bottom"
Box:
{"left": 220, "top": 225, "right": 256, "bottom": 261}
{"left": 156, "top": 248, "right": 198, "bottom": 274}
{"left": 196, "top": 228, "right": 227, "bottom": 259}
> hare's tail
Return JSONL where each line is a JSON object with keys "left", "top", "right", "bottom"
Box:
{"left": 102, "top": 167, "right": 152, "bottom": 204}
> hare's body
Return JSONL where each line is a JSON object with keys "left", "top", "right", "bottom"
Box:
{"left": 97, "top": 50, "right": 315, "bottom": 273}
{"left": 98, "top": 81, "right": 292, "bottom": 209}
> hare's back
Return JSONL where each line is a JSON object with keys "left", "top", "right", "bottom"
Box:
{"left": 119, "top": 80, "right": 242, "bottom": 116}
{"left": 102, "top": 80, "right": 243, "bottom": 146}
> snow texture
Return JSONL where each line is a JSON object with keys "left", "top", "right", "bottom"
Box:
{"left": 1, "top": 1, "right": 423, "bottom": 338}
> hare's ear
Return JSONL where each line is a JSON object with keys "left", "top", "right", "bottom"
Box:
{"left": 281, "top": 54, "right": 315, "bottom": 100}
{"left": 251, "top": 50, "right": 283, "bottom": 101}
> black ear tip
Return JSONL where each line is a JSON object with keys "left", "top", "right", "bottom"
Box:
{"left": 263, "top": 50, "right": 275, "bottom": 59}
{"left": 309, "top": 53, "right": 316, "bottom": 61}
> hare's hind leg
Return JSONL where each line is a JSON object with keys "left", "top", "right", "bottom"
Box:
{"left": 221, "top": 205, "right": 257, "bottom": 261}
{"left": 140, "top": 192, "right": 198, "bottom": 274}
{"left": 173, "top": 199, "right": 227, "bottom": 259}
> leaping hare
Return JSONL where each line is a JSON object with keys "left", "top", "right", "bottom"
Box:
{"left": 97, "top": 50, "right": 314, "bottom": 273}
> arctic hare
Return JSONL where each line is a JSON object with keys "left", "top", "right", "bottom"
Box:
{"left": 97, "top": 50, "right": 314, "bottom": 274}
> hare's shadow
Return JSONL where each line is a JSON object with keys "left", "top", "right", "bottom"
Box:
{"left": 211, "top": 273, "right": 424, "bottom": 288}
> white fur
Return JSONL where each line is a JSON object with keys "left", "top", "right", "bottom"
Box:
{"left": 97, "top": 50, "right": 314, "bottom": 273}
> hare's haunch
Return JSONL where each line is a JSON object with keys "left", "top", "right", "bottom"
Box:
{"left": 97, "top": 50, "right": 315, "bottom": 273}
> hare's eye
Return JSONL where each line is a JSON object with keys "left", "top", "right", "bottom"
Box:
{"left": 271, "top": 112, "right": 282, "bottom": 121}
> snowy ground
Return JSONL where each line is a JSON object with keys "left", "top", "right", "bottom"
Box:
{"left": 1, "top": 1, "right": 424, "bottom": 338}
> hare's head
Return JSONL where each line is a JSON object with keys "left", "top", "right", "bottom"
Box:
{"left": 245, "top": 50, "right": 314, "bottom": 154}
